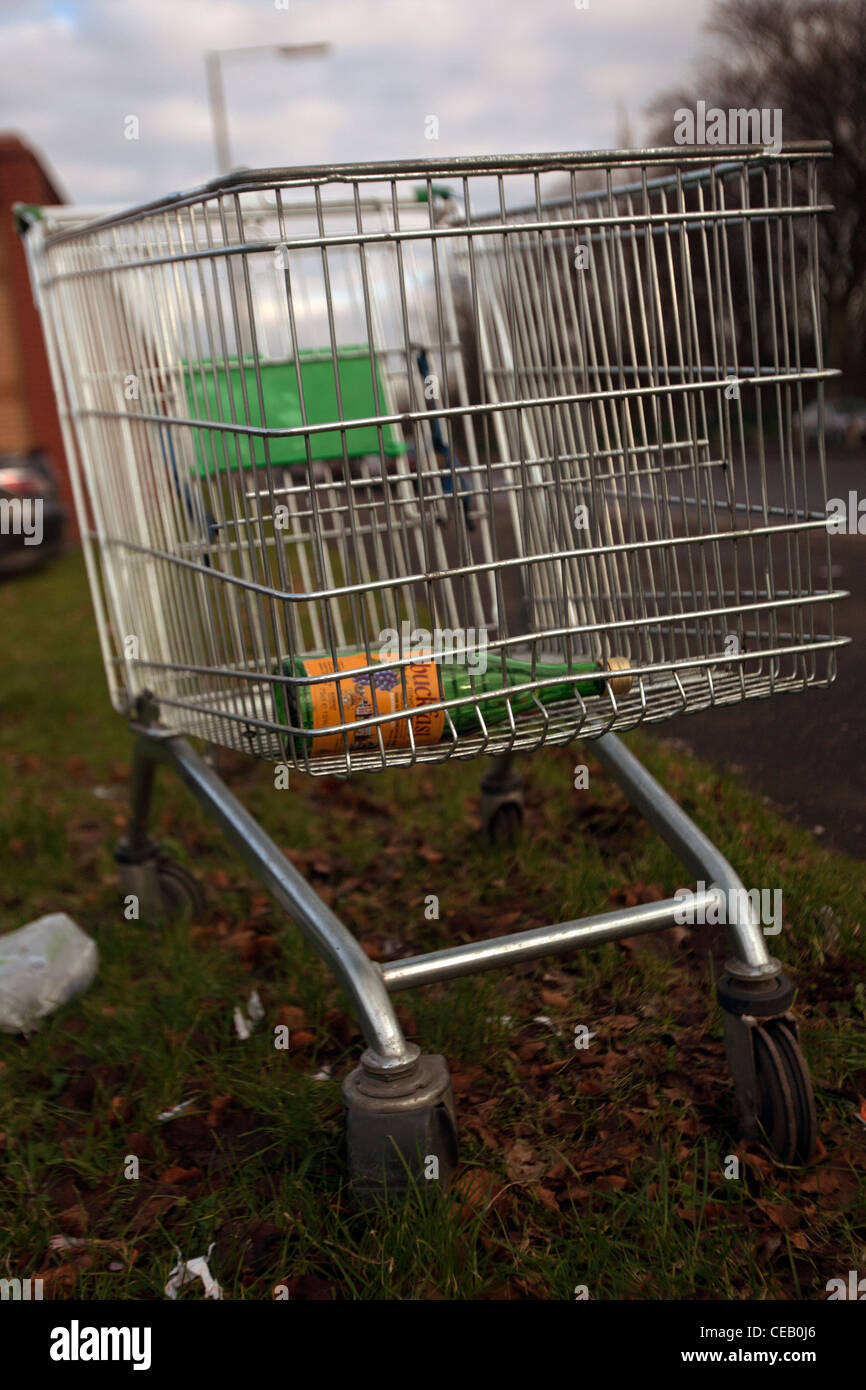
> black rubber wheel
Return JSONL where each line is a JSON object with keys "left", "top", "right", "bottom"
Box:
{"left": 346, "top": 1100, "right": 459, "bottom": 1207}
{"left": 343, "top": 1055, "right": 459, "bottom": 1205}
{"left": 752, "top": 1020, "right": 817, "bottom": 1164}
{"left": 485, "top": 801, "right": 523, "bottom": 846}
{"left": 156, "top": 860, "right": 206, "bottom": 920}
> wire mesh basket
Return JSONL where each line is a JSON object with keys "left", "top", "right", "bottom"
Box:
{"left": 28, "top": 146, "right": 846, "bottom": 776}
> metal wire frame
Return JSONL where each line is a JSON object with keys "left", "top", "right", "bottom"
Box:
{"left": 25, "top": 145, "right": 848, "bottom": 776}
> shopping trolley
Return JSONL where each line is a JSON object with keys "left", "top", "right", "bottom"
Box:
{"left": 22, "top": 145, "right": 847, "bottom": 1196}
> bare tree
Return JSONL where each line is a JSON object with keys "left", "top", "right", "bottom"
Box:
{"left": 648, "top": 0, "right": 866, "bottom": 392}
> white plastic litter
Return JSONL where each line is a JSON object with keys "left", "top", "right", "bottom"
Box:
{"left": 232, "top": 1007, "right": 252, "bottom": 1041}
{"left": 156, "top": 1097, "right": 199, "bottom": 1123}
{"left": 233, "top": 988, "right": 264, "bottom": 1040}
{"left": 164, "top": 1244, "right": 223, "bottom": 1301}
{"left": 0, "top": 914, "right": 98, "bottom": 1034}
{"left": 532, "top": 1014, "right": 562, "bottom": 1037}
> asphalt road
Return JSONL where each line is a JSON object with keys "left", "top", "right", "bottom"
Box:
{"left": 469, "top": 438, "right": 865, "bottom": 859}
{"left": 653, "top": 446, "right": 864, "bottom": 859}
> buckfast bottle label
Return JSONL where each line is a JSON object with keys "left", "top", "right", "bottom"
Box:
{"left": 300, "top": 653, "right": 445, "bottom": 754}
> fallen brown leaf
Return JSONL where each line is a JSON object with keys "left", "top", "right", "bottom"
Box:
{"left": 608, "top": 1015, "right": 640, "bottom": 1033}
{"left": 453, "top": 1168, "right": 508, "bottom": 1220}
{"left": 36, "top": 1262, "right": 78, "bottom": 1295}
{"left": 158, "top": 1165, "right": 201, "bottom": 1186}
{"left": 609, "top": 881, "right": 665, "bottom": 909}
{"left": 57, "top": 1204, "right": 88, "bottom": 1235}
{"left": 276, "top": 1005, "right": 306, "bottom": 1030}
{"left": 206, "top": 1094, "right": 233, "bottom": 1129}
{"left": 756, "top": 1201, "right": 800, "bottom": 1231}
{"left": 450, "top": 1068, "right": 483, "bottom": 1095}
{"left": 545, "top": 1159, "right": 568, "bottom": 1183}
{"left": 800, "top": 1169, "right": 842, "bottom": 1195}
{"left": 540, "top": 990, "right": 570, "bottom": 1010}
{"left": 576, "top": 1078, "right": 606, "bottom": 1097}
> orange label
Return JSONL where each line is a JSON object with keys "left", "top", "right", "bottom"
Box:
{"left": 302, "top": 653, "right": 445, "bottom": 755}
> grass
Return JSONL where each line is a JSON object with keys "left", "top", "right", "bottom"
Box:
{"left": 1, "top": 549, "right": 865, "bottom": 1301}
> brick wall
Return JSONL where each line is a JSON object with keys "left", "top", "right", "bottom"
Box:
{"left": 0, "top": 135, "right": 75, "bottom": 534}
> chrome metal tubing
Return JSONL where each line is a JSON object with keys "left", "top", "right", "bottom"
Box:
{"left": 135, "top": 730, "right": 417, "bottom": 1072}
{"left": 593, "top": 733, "right": 776, "bottom": 975}
{"left": 380, "top": 891, "right": 721, "bottom": 992}
{"left": 26, "top": 152, "right": 844, "bottom": 778}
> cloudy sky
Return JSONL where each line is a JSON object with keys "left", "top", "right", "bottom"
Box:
{"left": 1, "top": 0, "right": 714, "bottom": 207}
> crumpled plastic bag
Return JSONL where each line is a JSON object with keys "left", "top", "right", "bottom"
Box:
{"left": 165, "top": 1245, "right": 223, "bottom": 1300}
{"left": 0, "top": 914, "right": 98, "bottom": 1034}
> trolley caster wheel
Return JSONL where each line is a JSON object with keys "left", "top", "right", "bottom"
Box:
{"left": 116, "top": 846, "right": 205, "bottom": 922}
{"left": 752, "top": 1020, "right": 816, "bottom": 1165}
{"left": 342, "top": 1053, "right": 459, "bottom": 1205}
{"left": 718, "top": 970, "right": 816, "bottom": 1164}
{"left": 152, "top": 859, "right": 206, "bottom": 921}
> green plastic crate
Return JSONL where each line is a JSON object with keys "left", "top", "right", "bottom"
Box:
{"left": 184, "top": 347, "right": 407, "bottom": 476}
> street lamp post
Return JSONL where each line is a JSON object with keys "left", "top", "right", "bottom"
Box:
{"left": 205, "top": 42, "right": 332, "bottom": 175}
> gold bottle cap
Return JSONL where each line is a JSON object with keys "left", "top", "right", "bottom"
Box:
{"left": 603, "top": 655, "right": 633, "bottom": 697}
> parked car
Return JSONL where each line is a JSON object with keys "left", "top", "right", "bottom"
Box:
{"left": 0, "top": 451, "right": 66, "bottom": 574}
{"left": 798, "top": 397, "right": 866, "bottom": 446}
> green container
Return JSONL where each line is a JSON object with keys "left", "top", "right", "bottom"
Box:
{"left": 438, "top": 657, "right": 613, "bottom": 732}
{"left": 184, "top": 348, "right": 407, "bottom": 476}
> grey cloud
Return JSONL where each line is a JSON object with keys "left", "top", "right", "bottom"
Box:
{"left": 0, "top": 0, "right": 710, "bottom": 206}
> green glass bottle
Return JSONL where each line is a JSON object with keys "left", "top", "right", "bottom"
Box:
{"left": 274, "top": 649, "right": 631, "bottom": 757}
{"left": 437, "top": 655, "right": 631, "bottom": 732}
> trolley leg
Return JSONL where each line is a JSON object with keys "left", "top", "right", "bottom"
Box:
{"left": 131, "top": 731, "right": 457, "bottom": 1197}
{"left": 120, "top": 733, "right": 159, "bottom": 859}
{"left": 593, "top": 733, "right": 776, "bottom": 976}
{"left": 479, "top": 751, "right": 524, "bottom": 843}
{"left": 593, "top": 733, "right": 815, "bottom": 1159}
{"left": 146, "top": 732, "right": 413, "bottom": 1070}
{"left": 115, "top": 732, "right": 206, "bottom": 921}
